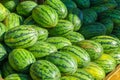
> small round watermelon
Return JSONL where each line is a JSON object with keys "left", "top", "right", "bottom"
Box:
{"left": 30, "top": 60, "right": 61, "bottom": 80}
{"left": 76, "top": 40, "right": 103, "bottom": 60}
{"left": 46, "top": 51, "right": 78, "bottom": 75}
{"left": 44, "top": 0, "right": 68, "bottom": 19}
{"left": 8, "top": 48, "right": 36, "bottom": 72}
{"left": 32, "top": 5, "right": 58, "bottom": 28}
{"left": 95, "top": 54, "right": 117, "bottom": 73}
{"left": 84, "top": 62, "right": 105, "bottom": 80}
{"left": 16, "top": 1, "right": 37, "bottom": 16}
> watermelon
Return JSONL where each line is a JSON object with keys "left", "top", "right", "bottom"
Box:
{"left": 61, "top": 0, "right": 77, "bottom": 10}
{"left": 61, "top": 76, "right": 79, "bottom": 80}
{"left": 109, "top": 48, "right": 120, "bottom": 65}
{"left": 71, "top": 69, "right": 94, "bottom": 80}
{"left": 27, "top": 41, "right": 57, "bottom": 59}
{"left": 5, "top": 73, "right": 30, "bottom": 80}
{"left": 16, "top": 1, "right": 37, "bottom": 16}
{"left": 46, "top": 37, "right": 72, "bottom": 49}
{"left": 91, "top": 35, "right": 120, "bottom": 53}
{"left": 73, "top": 0, "right": 90, "bottom": 9}
{"left": 31, "top": 25, "right": 48, "bottom": 41}
{"left": 49, "top": 20, "right": 74, "bottom": 36}
{"left": 30, "top": 60, "right": 61, "bottom": 80}
{"left": 46, "top": 51, "right": 77, "bottom": 75}
{"left": 95, "top": 54, "right": 117, "bottom": 73}
{"left": 0, "top": 23, "right": 6, "bottom": 41}
{"left": 62, "top": 32, "right": 85, "bottom": 43}
{"left": 1, "top": 62, "right": 16, "bottom": 78}
{"left": 23, "top": 16, "right": 36, "bottom": 25}
{"left": 79, "top": 22, "right": 106, "bottom": 39}
{"left": 0, "top": 3, "right": 10, "bottom": 21}
{"left": 68, "top": 8, "right": 83, "bottom": 22}
{"left": 4, "top": 13, "right": 21, "bottom": 31}
{"left": 66, "top": 13, "right": 81, "bottom": 31}
{"left": 84, "top": 62, "right": 105, "bottom": 80}
{"left": 100, "top": 9, "right": 120, "bottom": 26}
{"left": 4, "top": 25, "right": 38, "bottom": 48}
{"left": 76, "top": 40, "right": 103, "bottom": 60}
{"left": 100, "top": 18, "right": 114, "bottom": 35}
{"left": 60, "top": 45, "right": 90, "bottom": 67}
{"left": 0, "top": 43, "right": 7, "bottom": 63}
{"left": 0, "top": 0, "right": 19, "bottom": 12}
{"left": 8, "top": 48, "right": 36, "bottom": 72}
{"left": 44, "top": 0, "right": 68, "bottom": 19}
{"left": 82, "top": 9, "right": 97, "bottom": 24}
{"left": 32, "top": 5, "right": 58, "bottom": 28}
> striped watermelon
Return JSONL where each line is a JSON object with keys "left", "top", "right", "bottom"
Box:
{"left": 0, "top": 23, "right": 6, "bottom": 41}
{"left": 79, "top": 22, "right": 106, "bottom": 39}
{"left": 71, "top": 69, "right": 94, "bottom": 80}
{"left": 109, "top": 48, "right": 120, "bottom": 65}
{"left": 31, "top": 25, "right": 48, "bottom": 41}
{"left": 91, "top": 35, "right": 120, "bottom": 53}
{"left": 49, "top": 20, "right": 74, "bottom": 36}
{"left": 82, "top": 9, "right": 97, "bottom": 24}
{"left": 5, "top": 73, "right": 31, "bottom": 80}
{"left": 27, "top": 41, "right": 57, "bottom": 59}
{"left": 4, "top": 13, "right": 21, "bottom": 30}
{"left": 46, "top": 51, "right": 78, "bottom": 75}
{"left": 24, "top": 16, "right": 36, "bottom": 25}
{"left": 1, "top": 62, "right": 16, "bottom": 78}
{"left": 0, "top": 43, "right": 7, "bottom": 63}
{"left": 16, "top": 1, "right": 37, "bottom": 16}
{"left": 95, "top": 54, "right": 117, "bottom": 73}
{"left": 46, "top": 37, "right": 72, "bottom": 49}
{"left": 60, "top": 45, "right": 90, "bottom": 67}
{"left": 8, "top": 48, "right": 36, "bottom": 72}
{"left": 30, "top": 60, "right": 61, "bottom": 80}
{"left": 32, "top": 5, "right": 58, "bottom": 28}
{"left": 0, "top": 0, "right": 19, "bottom": 11}
{"left": 61, "top": 76, "right": 79, "bottom": 80}
{"left": 4, "top": 25, "right": 38, "bottom": 48}
{"left": 44, "top": 0, "right": 68, "bottom": 19}
{"left": 76, "top": 40, "right": 103, "bottom": 60}
{"left": 66, "top": 13, "right": 81, "bottom": 31}
{"left": 84, "top": 62, "right": 105, "bottom": 80}
{"left": 62, "top": 32, "right": 85, "bottom": 43}
{"left": 0, "top": 3, "right": 10, "bottom": 21}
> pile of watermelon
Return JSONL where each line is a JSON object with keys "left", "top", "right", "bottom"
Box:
{"left": 0, "top": 0, "right": 120, "bottom": 80}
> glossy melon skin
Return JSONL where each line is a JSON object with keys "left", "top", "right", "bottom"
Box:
{"left": 30, "top": 60, "right": 61, "bottom": 80}
{"left": 4, "top": 25, "right": 38, "bottom": 48}
{"left": 8, "top": 48, "right": 36, "bottom": 72}
{"left": 16, "top": 1, "right": 37, "bottom": 16}
{"left": 45, "top": 0, "right": 68, "bottom": 19}
{"left": 32, "top": 5, "right": 58, "bottom": 28}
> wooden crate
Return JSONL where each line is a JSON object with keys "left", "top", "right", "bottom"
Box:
{"left": 104, "top": 65, "right": 120, "bottom": 80}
